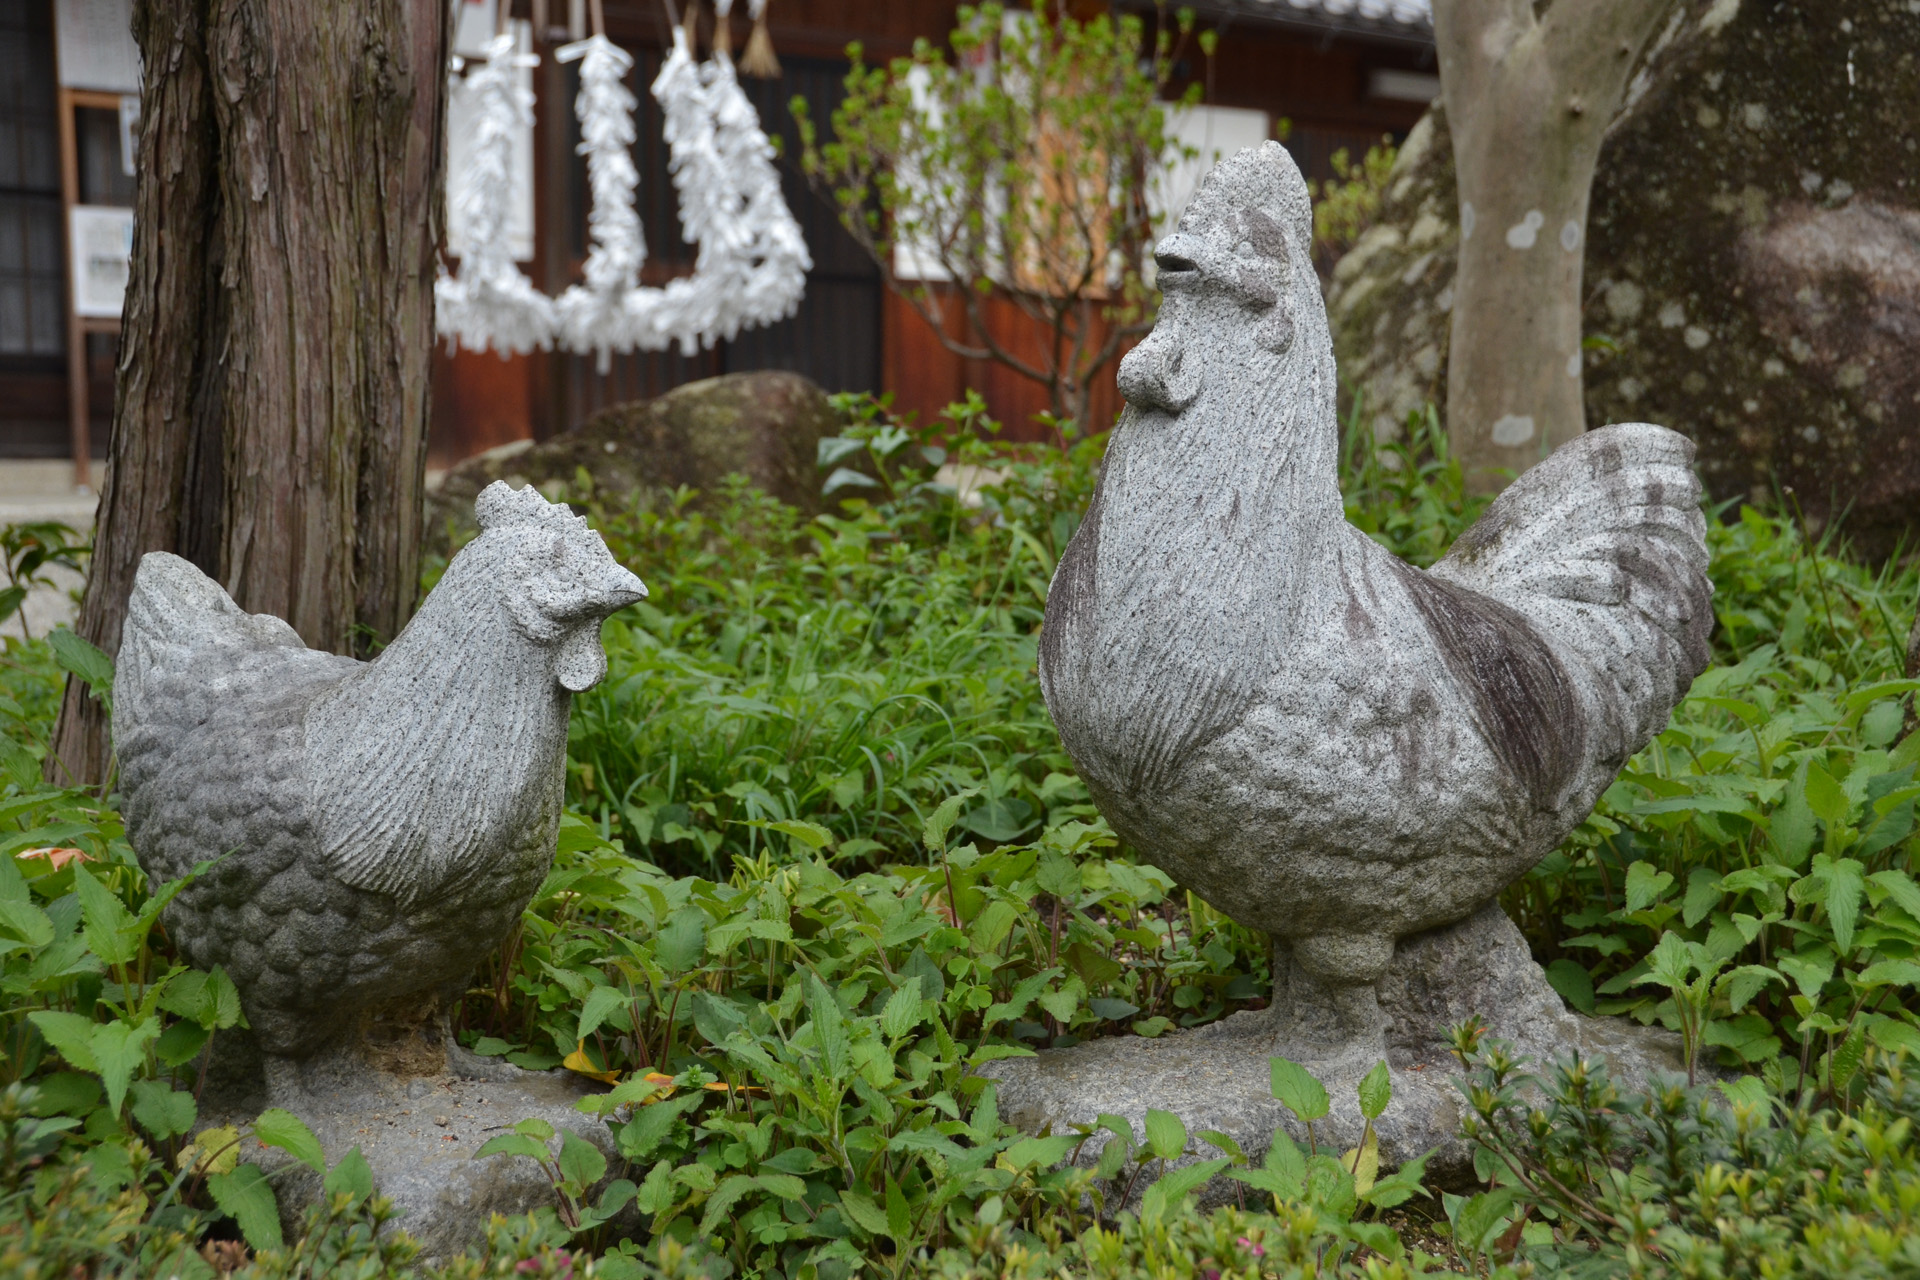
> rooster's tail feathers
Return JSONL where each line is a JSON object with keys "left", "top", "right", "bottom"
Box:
{"left": 1431, "top": 423, "right": 1713, "bottom": 764}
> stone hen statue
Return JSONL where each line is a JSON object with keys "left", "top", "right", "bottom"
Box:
{"left": 113, "top": 482, "right": 645, "bottom": 1063}
{"left": 1040, "top": 143, "right": 1713, "bottom": 1068}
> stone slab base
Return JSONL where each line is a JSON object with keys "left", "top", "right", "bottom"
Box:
{"left": 979, "top": 904, "right": 1687, "bottom": 1207}
{"left": 200, "top": 1032, "right": 615, "bottom": 1260}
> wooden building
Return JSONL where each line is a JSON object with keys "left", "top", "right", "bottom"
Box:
{"left": 0, "top": 0, "right": 1436, "bottom": 472}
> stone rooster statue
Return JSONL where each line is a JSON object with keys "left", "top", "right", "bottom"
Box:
{"left": 113, "top": 482, "right": 645, "bottom": 1068}
{"left": 1039, "top": 143, "right": 1713, "bottom": 1072}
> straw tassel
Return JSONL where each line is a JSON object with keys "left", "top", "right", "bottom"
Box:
{"left": 713, "top": 0, "right": 733, "bottom": 58}
{"left": 740, "top": 0, "right": 779, "bottom": 78}
{"left": 682, "top": 0, "right": 701, "bottom": 54}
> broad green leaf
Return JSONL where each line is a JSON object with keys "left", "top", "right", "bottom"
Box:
{"left": 1004, "top": 1134, "right": 1075, "bottom": 1170}
{"left": 807, "top": 974, "right": 851, "bottom": 1079}
{"left": 1830, "top": 1024, "right": 1867, "bottom": 1092}
{"left": 1544, "top": 959, "right": 1595, "bottom": 1014}
{"left": 1716, "top": 964, "right": 1782, "bottom": 1012}
{"left": 615, "top": 1093, "right": 702, "bottom": 1162}
{"left": 1682, "top": 866, "right": 1722, "bottom": 927}
{"left": 1357, "top": 1060, "right": 1391, "bottom": 1121}
{"left": 208, "top": 1163, "right": 283, "bottom": 1251}
{"left": 159, "top": 967, "right": 244, "bottom": 1031}
{"left": 557, "top": 1131, "right": 607, "bottom": 1190}
{"left": 1870, "top": 870, "right": 1920, "bottom": 922}
{"left": 838, "top": 1190, "right": 890, "bottom": 1235}
{"left": 476, "top": 1134, "right": 552, "bottom": 1163}
{"left": 1148, "top": 1157, "right": 1229, "bottom": 1206}
{"left": 1624, "top": 861, "right": 1675, "bottom": 913}
{"left": 1857, "top": 959, "right": 1920, "bottom": 988}
{"left": 89, "top": 1018, "right": 159, "bottom": 1116}
{"left": 129, "top": 1080, "right": 196, "bottom": 1142}
{"left": 155, "top": 1021, "right": 210, "bottom": 1068}
{"left": 755, "top": 1172, "right": 809, "bottom": 1202}
{"left": 1776, "top": 951, "right": 1835, "bottom": 1002}
{"left": 1818, "top": 856, "right": 1866, "bottom": 953}
{"left": 1197, "top": 1129, "right": 1245, "bottom": 1163}
{"left": 325, "top": 1147, "right": 374, "bottom": 1202}
{"left": 1451, "top": 1186, "right": 1517, "bottom": 1254}
{"left": 0, "top": 897, "right": 52, "bottom": 949}
{"left": 885, "top": 1175, "right": 912, "bottom": 1243}
{"left": 652, "top": 907, "right": 707, "bottom": 973}
{"left": 880, "top": 980, "right": 924, "bottom": 1039}
{"left": 254, "top": 1107, "right": 325, "bottom": 1174}
{"left": 765, "top": 819, "right": 834, "bottom": 851}
{"left": 1771, "top": 771, "right": 1816, "bottom": 865}
{"left": 48, "top": 629, "right": 114, "bottom": 697}
{"left": 72, "top": 865, "right": 141, "bottom": 968}
{"left": 25, "top": 1011, "right": 96, "bottom": 1072}
{"left": 1269, "top": 1057, "right": 1329, "bottom": 1122}
{"left": 921, "top": 789, "right": 980, "bottom": 855}
{"left": 1143, "top": 1108, "right": 1186, "bottom": 1161}
{"left": 576, "top": 985, "right": 629, "bottom": 1044}
{"left": 1804, "top": 764, "right": 1852, "bottom": 828}
{"left": 1868, "top": 1018, "right": 1920, "bottom": 1059}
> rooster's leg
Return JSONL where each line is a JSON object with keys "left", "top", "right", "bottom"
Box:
{"left": 1268, "top": 932, "right": 1394, "bottom": 1075}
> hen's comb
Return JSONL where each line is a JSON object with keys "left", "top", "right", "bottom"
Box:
{"left": 474, "top": 479, "right": 590, "bottom": 533}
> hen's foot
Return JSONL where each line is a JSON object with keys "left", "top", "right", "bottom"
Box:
{"left": 1266, "top": 932, "right": 1394, "bottom": 1077}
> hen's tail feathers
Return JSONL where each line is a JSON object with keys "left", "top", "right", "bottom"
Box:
{"left": 114, "top": 553, "right": 305, "bottom": 736}
{"left": 1431, "top": 424, "right": 1714, "bottom": 772}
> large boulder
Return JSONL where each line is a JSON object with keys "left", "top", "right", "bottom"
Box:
{"left": 428, "top": 371, "right": 840, "bottom": 544}
{"left": 1329, "top": 0, "right": 1920, "bottom": 557}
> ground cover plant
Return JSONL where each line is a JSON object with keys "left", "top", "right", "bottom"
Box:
{"left": 0, "top": 394, "right": 1914, "bottom": 1276}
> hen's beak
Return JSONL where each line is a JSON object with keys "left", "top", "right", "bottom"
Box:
{"left": 598, "top": 565, "right": 648, "bottom": 613}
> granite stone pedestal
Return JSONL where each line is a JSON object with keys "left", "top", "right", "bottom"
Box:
{"left": 980, "top": 904, "right": 1686, "bottom": 1206}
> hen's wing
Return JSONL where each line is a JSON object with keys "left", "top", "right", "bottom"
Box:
{"left": 113, "top": 553, "right": 358, "bottom": 889}
{"left": 1429, "top": 424, "right": 1713, "bottom": 773}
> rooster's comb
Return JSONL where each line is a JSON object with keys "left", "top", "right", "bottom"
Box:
{"left": 1179, "top": 140, "right": 1313, "bottom": 263}
{"left": 474, "top": 480, "right": 590, "bottom": 534}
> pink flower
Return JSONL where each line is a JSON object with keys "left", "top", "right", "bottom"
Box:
{"left": 1237, "top": 1237, "right": 1265, "bottom": 1258}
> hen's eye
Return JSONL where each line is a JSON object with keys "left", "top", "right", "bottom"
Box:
{"left": 1155, "top": 252, "right": 1196, "bottom": 275}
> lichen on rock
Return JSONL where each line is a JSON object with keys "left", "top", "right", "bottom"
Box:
{"left": 1328, "top": 0, "right": 1920, "bottom": 555}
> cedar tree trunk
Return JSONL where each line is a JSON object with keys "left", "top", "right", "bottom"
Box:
{"left": 1435, "top": 0, "right": 1677, "bottom": 492}
{"left": 48, "top": 0, "right": 449, "bottom": 786}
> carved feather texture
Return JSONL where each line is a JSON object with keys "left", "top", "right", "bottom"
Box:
{"left": 1431, "top": 424, "right": 1714, "bottom": 773}
{"left": 109, "top": 485, "right": 640, "bottom": 1057}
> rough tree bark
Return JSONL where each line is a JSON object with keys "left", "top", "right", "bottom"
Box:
{"left": 48, "top": 0, "right": 449, "bottom": 786}
{"left": 1435, "top": 0, "right": 1678, "bottom": 492}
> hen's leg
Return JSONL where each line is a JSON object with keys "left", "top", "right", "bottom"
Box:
{"left": 1269, "top": 932, "right": 1394, "bottom": 1074}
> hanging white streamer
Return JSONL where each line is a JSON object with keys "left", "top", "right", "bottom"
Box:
{"left": 627, "top": 31, "right": 811, "bottom": 355}
{"left": 553, "top": 34, "right": 644, "bottom": 372}
{"left": 439, "top": 27, "right": 808, "bottom": 363}
{"left": 436, "top": 32, "right": 556, "bottom": 357}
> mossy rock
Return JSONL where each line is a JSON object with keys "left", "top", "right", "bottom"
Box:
{"left": 428, "top": 371, "right": 840, "bottom": 546}
{"left": 1328, "top": 0, "right": 1920, "bottom": 558}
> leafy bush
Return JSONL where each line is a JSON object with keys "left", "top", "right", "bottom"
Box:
{"left": 1508, "top": 505, "right": 1920, "bottom": 1092}
{"left": 1450, "top": 1021, "right": 1920, "bottom": 1278}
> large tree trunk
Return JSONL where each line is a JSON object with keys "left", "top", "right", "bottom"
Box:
{"left": 1435, "top": 0, "right": 1677, "bottom": 492}
{"left": 48, "top": 0, "right": 449, "bottom": 786}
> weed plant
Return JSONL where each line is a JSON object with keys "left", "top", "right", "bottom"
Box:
{"left": 0, "top": 392, "right": 1915, "bottom": 1277}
